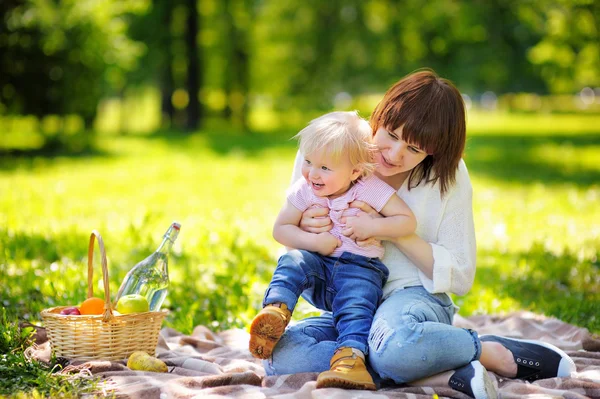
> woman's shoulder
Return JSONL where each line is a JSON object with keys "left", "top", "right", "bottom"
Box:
{"left": 435, "top": 159, "right": 473, "bottom": 204}
{"left": 454, "top": 159, "right": 473, "bottom": 191}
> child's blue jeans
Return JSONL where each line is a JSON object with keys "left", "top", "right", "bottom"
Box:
{"left": 263, "top": 249, "right": 389, "bottom": 354}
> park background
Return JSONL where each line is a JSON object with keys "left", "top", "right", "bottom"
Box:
{"left": 1, "top": 0, "right": 599, "bottom": 395}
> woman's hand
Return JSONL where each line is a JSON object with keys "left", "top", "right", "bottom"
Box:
{"left": 299, "top": 207, "right": 333, "bottom": 233}
{"left": 348, "top": 201, "right": 384, "bottom": 219}
{"left": 341, "top": 201, "right": 384, "bottom": 246}
{"left": 343, "top": 212, "right": 376, "bottom": 241}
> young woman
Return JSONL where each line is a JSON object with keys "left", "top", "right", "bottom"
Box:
{"left": 264, "top": 70, "right": 576, "bottom": 399}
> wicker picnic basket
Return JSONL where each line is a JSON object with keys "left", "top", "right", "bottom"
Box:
{"left": 40, "top": 230, "right": 168, "bottom": 361}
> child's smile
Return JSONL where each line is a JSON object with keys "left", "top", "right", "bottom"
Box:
{"left": 310, "top": 181, "right": 325, "bottom": 191}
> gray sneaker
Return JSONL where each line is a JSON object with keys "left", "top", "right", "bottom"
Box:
{"left": 480, "top": 335, "right": 576, "bottom": 381}
{"left": 449, "top": 360, "right": 498, "bottom": 399}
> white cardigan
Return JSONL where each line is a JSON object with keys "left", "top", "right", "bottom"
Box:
{"left": 291, "top": 151, "right": 476, "bottom": 298}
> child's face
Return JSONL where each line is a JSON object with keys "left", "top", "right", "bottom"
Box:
{"left": 302, "top": 147, "right": 362, "bottom": 199}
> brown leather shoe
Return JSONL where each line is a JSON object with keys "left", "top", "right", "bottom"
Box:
{"left": 316, "top": 347, "right": 376, "bottom": 390}
{"left": 249, "top": 303, "right": 292, "bottom": 359}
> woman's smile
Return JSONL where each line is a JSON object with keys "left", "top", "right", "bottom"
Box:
{"left": 377, "top": 152, "right": 400, "bottom": 169}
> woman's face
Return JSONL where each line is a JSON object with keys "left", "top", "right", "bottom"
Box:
{"left": 373, "top": 125, "right": 428, "bottom": 177}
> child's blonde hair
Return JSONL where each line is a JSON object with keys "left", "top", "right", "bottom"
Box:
{"left": 293, "top": 111, "right": 376, "bottom": 177}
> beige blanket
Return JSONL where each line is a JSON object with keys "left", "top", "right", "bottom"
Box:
{"left": 27, "top": 312, "right": 600, "bottom": 398}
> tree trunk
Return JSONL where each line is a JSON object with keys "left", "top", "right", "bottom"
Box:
{"left": 119, "top": 86, "right": 127, "bottom": 135}
{"left": 185, "top": 0, "right": 201, "bottom": 131}
{"left": 223, "top": 0, "right": 233, "bottom": 120}
{"left": 160, "top": 1, "right": 175, "bottom": 129}
{"left": 224, "top": 0, "right": 251, "bottom": 131}
{"left": 289, "top": 1, "right": 338, "bottom": 105}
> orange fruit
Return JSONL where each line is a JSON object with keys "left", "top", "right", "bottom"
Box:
{"left": 79, "top": 297, "right": 105, "bottom": 315}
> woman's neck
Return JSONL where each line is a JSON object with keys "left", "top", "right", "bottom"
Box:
{"left": 375, "top": 170, "right": 410, "bottom": 191}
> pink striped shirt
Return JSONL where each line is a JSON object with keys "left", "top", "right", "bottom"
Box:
{"left": 287, "top": 175, "right": 397, "bottom": 258}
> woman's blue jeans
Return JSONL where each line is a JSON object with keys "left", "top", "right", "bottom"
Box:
{"left": 263, "top": 249, "right": 388, "bottom": 354}
{"left": 264, "top": 286, "right": 482, "bottom": 384}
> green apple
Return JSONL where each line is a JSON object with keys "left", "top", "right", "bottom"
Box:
{"left": 116, "top": 294, "right": 149, "bottom": 314}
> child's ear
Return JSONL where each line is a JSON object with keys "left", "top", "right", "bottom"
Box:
{"left": 351, "top": 165, "right": 363, "bottom": 181}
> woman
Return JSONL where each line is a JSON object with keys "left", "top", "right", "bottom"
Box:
{"left": 264, "top": 70, "right": 576, "bottom": 399}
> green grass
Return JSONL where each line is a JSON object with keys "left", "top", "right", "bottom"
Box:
{"left": 1, "top": 111, "right": 599, "bottom": 396}
{"left": 0, "top": 309, "right": 100, "bottom": 398}
{"left": 455, "top": 112, "right": 600, "bottom": 326}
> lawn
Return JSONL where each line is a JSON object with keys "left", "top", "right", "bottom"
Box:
{"left": 0, "top": 111, "right": 599, "bottom": 395}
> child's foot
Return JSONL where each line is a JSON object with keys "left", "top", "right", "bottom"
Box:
{"left": 248, "top": 303, "right": 291, "bottom": 359}
{"left": 316, "top": 347, "right": 376, "bottom": 390}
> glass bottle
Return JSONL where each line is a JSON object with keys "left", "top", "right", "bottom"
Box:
{"left": 115, "top": 222, "right": 181, "bottom": 311}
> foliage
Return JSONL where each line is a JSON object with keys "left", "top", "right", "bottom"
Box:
{"left": 0, "top": 0, "right": 148, "bottom": 120}
{"left": 0, "top": 308, "right": 34, "bottom": 354}
{"left": 523, "top": 1, "right": 600, "bottom": 93}
{"left": 1, "top": 1, "right": 599, "bottom": 134}
{"left": 0, "top": 308, "right": 98, "bottom": 397}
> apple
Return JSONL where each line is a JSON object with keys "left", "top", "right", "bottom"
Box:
{"left": 116, "top": 294, "right": 149, "bottom": 314}
{"left": 59, "top": 307, "right": 81, "bottom": 315}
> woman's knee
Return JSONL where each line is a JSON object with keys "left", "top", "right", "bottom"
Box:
{"left": 367, "top": 313, "right": 478, "bottom": 383}
{"left": 368, "top": 314, "right": 426, "bottom": 382}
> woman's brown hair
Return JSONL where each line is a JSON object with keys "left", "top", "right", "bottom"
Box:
{"left": 370, "top": 69, "right": 466, "bottom": 196}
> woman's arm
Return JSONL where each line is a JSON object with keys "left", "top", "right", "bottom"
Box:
{"left": 344, "top": 200, "right": 434, "bottom": 278}
{"left": 348, "top": 168, "right": 476, "bottom": 296}
{"left": 389, "top": 234, "right": 434, "bottom": 279}
{"left": 296, "top": 194, "right": 451, "bottom": 282}
{"left": 345, "top": 202, "right": 434, "bottom": 278}
{"left": 417, "top": 175, "right": 476, "bottom": 295}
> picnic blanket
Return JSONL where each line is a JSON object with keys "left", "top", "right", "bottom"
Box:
{"left": 26, "top": 311, "right": 600, "bottom": 398}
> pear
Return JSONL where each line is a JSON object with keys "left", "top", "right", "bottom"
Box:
{"left": 127, "top": 351, "right": 168, "bottom": 373}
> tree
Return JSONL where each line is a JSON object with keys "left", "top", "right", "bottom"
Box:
{"left": 522, "top": 0, "right": 600, "bottom": 93}
{"left": 223, "top": 0, "right": 252, "bottom": 130}
{"left": 185, "top": 0, "right": 201, "bottom": 130}
{"left": 160, "top": 3, "right": 176, "bottom": 127}
{"left": 0, "top": 0, "right": 148, "bottom": 128}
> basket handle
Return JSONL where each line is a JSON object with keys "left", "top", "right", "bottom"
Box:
{"left": 88, "top": 230, "right": 114, "bottom": 322}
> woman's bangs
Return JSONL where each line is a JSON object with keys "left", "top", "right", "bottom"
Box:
{"left": 401, "top": 120, "right": 440, "bottom": 155}
{"left": 380, "top": 101, "right": 407, "bottom": 134}
{"left": 382, "top": 107, "right": 439, "bottom": 155}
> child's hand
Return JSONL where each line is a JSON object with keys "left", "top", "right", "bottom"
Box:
{"left": 315, "top": 232, "right": 341, "bottom": 256}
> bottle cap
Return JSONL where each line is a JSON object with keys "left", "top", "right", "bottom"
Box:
{"left": 172, "top": 222, "right": 181, "bottom": 230}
